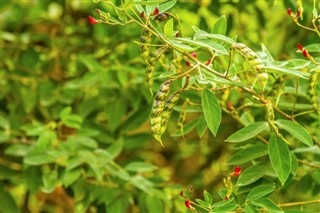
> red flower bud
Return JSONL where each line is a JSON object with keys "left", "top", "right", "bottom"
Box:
{"left": 140, "top": 11, "right": 145, "bottom": 18}
{"left": 227, "top": 101, "right": 232, "bottom": 110}
{"left": 175, "top": 32, "right": 180, "bottom": 37}
{"left": 185, "top": 199, "right": 192, "bottom": 209}
{"left": 179, "top": 190, "right": 184, "bottom": 197}
{"left": 224, "top": 196, "right": 229, "bottom": 200}
{"left": 303, "top": 49, "right": 309, "bottom": 58}
{"left": 152, "top": 7, "right": 159, "bottom": 16}
{"left": 297, "top": 43, "right": 304, "bottom": 51}
{"left": 191, "top": 52, "right": 197, "bottom": 58}
{"left": 186, "top": 61, "right": 192, "bottom": 67}
{"left": 88, "top": 16, "right": 99, "bottom": 24}
{"left": 287, "top": 8, "right": 292, "bottom": 16}
{"left": 205, "top": 58, "right": 212, "bottom": 65}
{"left": 233, "top": 166, "right": 241, "bottom": 177}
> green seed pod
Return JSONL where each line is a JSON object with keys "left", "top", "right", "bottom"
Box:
{"left": 308, "top": 69, "right": 320, "bottom": 114}
{"left": 149, "top": 79, "right": 173, "bottom": 145}
{"left": 145, "top": 46, "right": 167, "bottom": 94}
{"left": 140, "top": 28, "right": 153, "bottom": 65}
{"left": 178, "top": 98, "right": 188, "bottom": 133}
{"left": 232, "top": 43, "right": 266, "bottom": 73}
{"left": 265, "top": 100, "right": 290, "bottom": 144}
{"left": 159, "top": 89, "right": 185, "bottom": 135}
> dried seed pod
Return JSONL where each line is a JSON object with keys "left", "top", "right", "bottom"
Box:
{"left": 265, "top": 100, "right": 290, "bottom": 144}
{"left": 150, "top": 79, "right": 173, "bottom": 145}
{"left": 140, "top": 27, "right": 153, "bottom": 64}
{"left": 154, "top": 13, "right": 170, "bottom": 22}
{"left": 145, "top": 46, "right": 167, "bottom": 94}
{"left": 308, "top": 69, "right": 320, "bottom": 114}
{"left": 232, "top": 43, "right": 266, "bottom": 73}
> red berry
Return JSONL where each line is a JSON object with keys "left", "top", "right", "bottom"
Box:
{"left": 303, "top": 49, "right": 309, "bottom": 58}
{"left": 233, "top": 166, "right": 241, "bottom": 177}
{"left": 287, "top": 8, "right": 292, "bottom": 16}
{"left": 152, "top": 7, "right": 159, "bottom": 16}
{"left": 185, "top": 200, "right": 192, "bottom": 209}
{"left": 88, "top": 16, "right": 99, "bottom": 24}
{"left": 297, "top": 43, "right": 304, "bottom": 51}
{"left": 140, "top": 11, "right": 145, "bottom": 18}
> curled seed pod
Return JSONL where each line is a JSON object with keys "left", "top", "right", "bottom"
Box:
{"left": 145, "top": 47, "right": 168, "bottom": 94}
{"left": 232, "top": 43, "right": 266, "bottom": 73}
{"left": 308, "top": 69, "right": 320, "bottom": 114}
{"left": 224, "top": 176, "right": 233, "bottom": 200}
{"left": 150, "top": 80, "right": 173, "bottom": 145}
{"left": 140, "top": 27, "right": 153, "bottom": 65}
{"left": 265, "top": 100, "right": 290, "bottom": 144}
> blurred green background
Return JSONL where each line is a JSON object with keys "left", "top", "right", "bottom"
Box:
{"left": 1, "top": 0, "right": 319, "bottom": 212}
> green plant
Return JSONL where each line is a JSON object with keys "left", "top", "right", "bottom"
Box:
{"left": 1, "top": 0, "right": 319, "bottom": 213}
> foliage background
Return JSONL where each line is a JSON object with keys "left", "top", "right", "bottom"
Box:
{"left": 1, "top": 0, "right": 319, "bottom": 212}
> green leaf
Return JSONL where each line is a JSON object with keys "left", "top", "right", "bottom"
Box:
{"left": 244, "top": 204, "right": 260, "bottom": 213}
{"left": 170, "top": 40, "right": 197, "bottom": 52}
{"left": 304, "top": 43, "right": 320, "bottom": 53}
{"left": 225, "top": 122, "right": 269, "bottom": 142}
{"left": 107, "top": 139, "right": 124, "bottom": 159}
{"left": 237, "top": 162, "right": 269, "bottom": 186}
{"left": 214, "top": 203, "right": 237, "bottom": 213}
{"left": 158, "top": 0, "right": 177, "bottom": 13}
{"left": 146, "top": 194, "right": 164, "bottom": 213}
{"left": 194, "top": 30, "right": 236, "bottom": 44}
{"left": 275, "top": 119, "right": 313, "bottom": 147}
{"left": 204, "top": 190, "right": 213, "bottom": 205}
{"left": 42, "top": 169, "right": 58, "bottom": 193}
{"left": 130, "top": 175, "right": 153, "bottom": 193}
{"left": 247, "top": 185, "right": 275, "bottom": 201}
{"left": 211, "top": 15, "right": 227, "bottom": 35}
{"left": 125, "top": 162, "right": 157, "bottom": 172}
{"left": 5, "top": 144, "right": 30, "bottom": 157}
{"left": 197, "top": 115, "right": 207, "bottom": 138}
{"left": 202, "top": 89, "right": 221, "bottom": 136}
{"left": 171, "top": 119, "right": 198, "bottom": 137}
{"left": 164, "top": 18, "right": 173, "bottom": 37}
{"left": 283, "top": 59, "right": 310, "bottom": 69}
{"left": 106, "top": 99, "right": 127, "bottom": 132}
{"left": 227, "top": 144, "right": 268, "bottom": 165}
{"left": 268, "top": 135, "right": 291, "bottom": 186}
{"left": 62, "top": 168, "right": 82, "bottom": 187}
{"left": 252, "top": 198, "right": 283, "bottom": 213}
{"left": 0, "top": 188, "right": 20, "bottom": 213}
{"left": 24, "top": 153, "right": 57, "bottom": 165}
{"left": 266, "top": 66, "right": 309, "bottom": 79}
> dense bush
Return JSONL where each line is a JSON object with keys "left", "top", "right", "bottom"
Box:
{"left": 1, "top": 0, "right": 319, "bottom": 212}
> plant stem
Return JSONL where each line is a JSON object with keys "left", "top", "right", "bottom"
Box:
{"left": 298, "top": 159, "right": 320, "bottom": 168}
{"left": 279, "top": 199, "right": 320, "bottom": 207}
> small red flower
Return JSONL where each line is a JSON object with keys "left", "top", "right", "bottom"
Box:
{"left": 88, "top": 16, "right": 99, "bottom": 24}
{"left": 287, "top": 8, "right": 292, "bottom": 16}
{"left": 185, "top": 199, "right": 192, "bottom": 209}
{"left": 152, "top": 7, "right": 159, "bottom": 16}
{"left": 175, "top": 32, "right": 180, "bottom": 37}
{"left": 233, "top": 166, "right": 241, "bottom": 177}
{"left": 186, "top": 61, "right": 192, "bottom": 67}
{"left": 297, "top": 43, "right": 304, "bottom": 51}
{"left": 140, "top": 11, "right": 145, "bottom": 18}
{"left": 191, "top": 52, "right": 197, "bottom": 58}
{"left": 303, "top": 49, "right": 309, "bottom": 58}
{"left": 205, "top": 58, "right": 212, "bottom": 65}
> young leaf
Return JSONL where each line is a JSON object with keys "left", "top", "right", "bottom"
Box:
{"left": 268, "top": 135, "right": 292, "bottom": 186}
{"left": 237, "top": 162, "right": 269, "bottom": 186}
{"left": 197, "top": 115, "right": 207, "bottom": 138}
{"left": 213, "top": 203, "right": 237, "bottom": 213}
{"left": 225, "top": 122, "right": 269, "bottom": 143}
{"left": 164, "top": 18, "right": 173, "bottom": 37}
{"left": 247, "top": 185, "right": 275, "bottom": 201}
{"left": 227, "top": 144, "right": 268, "bottom": 165}
{"left": 125, "top": 162, "right": 157, "bottom": 172}
{"left": 211, "top": 15, "right": 227, "bottom": 35}
{"left": 251, "top": 198, "right": 283, "bottom": 213}
{"left": 203, "top": 190, "right": 213, "bottom": 206}
{"left": 158, "top": 0, "right": 177, "bottom": 13}
{"left": 202, "top": 89, "right": 221, "bottom": 136}
{"left": 275, "top": 119, "right": 313, "bottom": 147}
{"left": 244, "top": 204, "right": 260, "bottom": 213}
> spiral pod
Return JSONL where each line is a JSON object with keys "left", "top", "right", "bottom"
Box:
{"left": 308, "top": 69, "right": 320, "bottom": 114}
{"left": 149, "top": 79, "right": 173, "bottom": 145}
{"left": 140, "top": 27, "right": 153, "bottom": 65}
{"left": 232, "top": 43, "right": 266, "bottom": 73}
{"left": 145, "top": 46, "right": 167, "bottom": 94}
{"left": 265, "top": 100, "right": 290, "bottom": 144}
